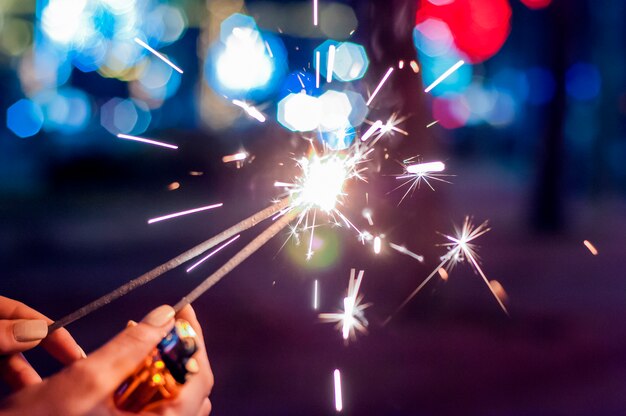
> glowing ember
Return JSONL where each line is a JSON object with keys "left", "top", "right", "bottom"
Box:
{"left": 583, "top": 240, "right": 598, "bottom": 256}
{"left": 222, "top": 152, "right": 248, "bottom": 164}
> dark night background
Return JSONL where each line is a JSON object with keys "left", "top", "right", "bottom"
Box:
{"left": 2, "top": 0, "right": 626, "bottom": 414}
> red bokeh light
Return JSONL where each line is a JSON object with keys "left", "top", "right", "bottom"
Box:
{"left": 416, "top": 0, "right": 512, "bottom": 64}
{"left": 520, "top": 0, "right": 551, "bottom": 9}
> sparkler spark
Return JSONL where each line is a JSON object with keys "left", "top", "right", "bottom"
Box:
{"left": 222, "top": 152, "right": 248, "bottom": 164}
{"left": 383, "top": 217, "right": 508, "bottom": 326}
{"left": 186, "top": 234, "right": 241, "bottom": 273}
{"left": 232, "top": 100, "right": 266, "bottom": 123}
{"left": 327, "top": 45, "right": 336, "bottom": 83}
{"left": 315, "top": 51, "right": 321, "bottom": 88}
{"left": 360, "top": 120, "right": 383, "bottom": 142}
{"left": 320, "top": 269, "right": 370, "bottom": 342}
{"left": 134, "top": 37, "right": 183, "bottom": 74}
{"left": 313, "top": 0, "right": 318, "bottom": 26}
{"left": 333, "top": 369, "right": 343, "bottom": 412}
{"left": 389, "top": 242, "right": 424, "bottom": 263}
{"left": 366, "top": 67, "right": 394, "bottom": 106}
{"left": 392, "top": 159, "right": 450, "bottom": 204}
{"left": 373, "top": 236, "right": 382, "bottom": 254}
{"left": 148, "top": 203, "right": 223, "bottom": 224}
{"left": 117, "top": 133, "right": 178, "bottom": 150}
{"left": 424, "top": 59, "right": 464, "bottom": 93}
{"left": 313, "top": 279, "right": 319, "bottom": 310}
{"left": 426, "top": 120, "right": 439, "bottom": 128}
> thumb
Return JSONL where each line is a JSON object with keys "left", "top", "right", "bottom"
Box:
{"left": 64, "top": 305, "right": 175, "bottom": 401}
{"left": 0, "top": 319, "right": 48, "bottom": 354}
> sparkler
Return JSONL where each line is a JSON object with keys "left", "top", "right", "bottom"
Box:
{"left": 147, "top": 203, "right": 223, "bottom": 224}
{"left": 366, "top": 67, "right": 394, "bottom": 106}
{"left": 424, "top": 59, "right": 464, "bottom": 93}
{"left": 117, "top": 133, "right": 178, "bottom": 150}
{"left": 134, "top": 37, "right": 184, "bottom": 74}
{"left": 383, "top": 217, "right": 508, "bottom": 326}
{"left": 49, "top": 197, "right": 291, "bottom": 331}
{"left": 320, "top": 269, "right": 370, "bottom": 342}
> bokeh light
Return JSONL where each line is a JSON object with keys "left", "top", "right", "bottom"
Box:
{"left": 333, "top": 42, "right": 369, "bottom": 82}
{"left": 525, "top": 66, "right": 556, "bottom": 105}
{"left": 318, "top": 90, "right": 353, "bottom": 132}
{"left": 205, "top": 13, "right": 286, "bottom": 100}
{"left": 277, "top": 93, "right": 322, "bottom": 132}
{"left": 101, "top": 97, "right": 151, "bottom": 135}
{"left": 520, "top": 0, "right": 552, "bottom": 9}
{"left": 7, "top": 99, "right": 44, "bottom": 138}
{"left": 432, "top": 94, "right": 470, "bottom": 129}
{"left": 416, "top": 0, "right": 512, "bottom": 64}
{"left": 566, "top": 62, "right": 601, "bottom": 102}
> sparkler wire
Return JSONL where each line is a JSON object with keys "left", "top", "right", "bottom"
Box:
{"left": 49, "top": 197, "right": 290, "bottom": 332}
{"left": 174, "top": 208, "right": 299, "bottom": 311}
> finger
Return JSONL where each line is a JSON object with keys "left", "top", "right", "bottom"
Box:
{"left": 0, "top": 319, "right": 47, "bottom": 355}
{"left": 197, "top": 398, "right": 212, "bottom": 416}
{"left": 0, "top": 353, "right": 42, "bottom": 390}
{"left": 61, "top": 305, "right": 175, "bottom": 402}
{"left": 170, "top": 306, "right": 214, "bottom": 413}
{"left": 0, "top": 297, "right": 83, "bottom": 363}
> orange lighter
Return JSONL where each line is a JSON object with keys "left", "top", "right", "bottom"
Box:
{"left": 114, "top": 319, "right": 199, "bottom": 413}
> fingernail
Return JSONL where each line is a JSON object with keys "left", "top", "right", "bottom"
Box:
{"left": 141, "top": 305, "right": 175, "bottom": 327}
{"left": 78, "top": 346, "right": 87, "bottom": 359}
{"left": 185, "top": 358, "right": 199, "bottom": 374}
{"left": 13, "top": 320, "right": 48, "bottom": 342}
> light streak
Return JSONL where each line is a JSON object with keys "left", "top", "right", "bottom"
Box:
{"left": 222, "top": 152, "right": 248, "bottom": 164}
{"left": 320, "top": 269, "right": 370, "bottom": 342}
{"left": 316, "top": 51, "right": 321, "bottom": 88}
{"left": 333, "top": 369, "right": 343, "bottom": 412}
{"left": 117, "top": 133, "right": 178, "bottom": 150}
{"left": 389, "top": 243, "right": 424, "bottom": 263}
{"left": 426, "top": 120, "right": 439, "bottom": 128}
{"left": 313, "top": 0, "right": 318, "bottom": 26}
{"left": 409, "top": 60, "right": 419, "bottom": 73}
{"left": 366, "top": 67, "right": 394, "bottom": 106}
{"left": 383, "top": 218, "right": 507, "bottom": 326}
{"left": 313, "top": 279, "right": 319, "bottom": 310}
{"left": 360, "top": 120, "right": 383, "bottom": 142}
{"left": 232, "top": 100, "right": 266, "bottom": 123}
{"left": 373, "top": 236, "right": 382, "bottom": 254}
{"left": 186, "top": 235, "right": 241, "bottom": 273}
{"left": 398, "top": 60, "right": 404, "bottom": 69}
{"left": 327, "top": 45, "right": 336, "bottom": 83}
{"left": 583, "top": 240, "right": 598, "bottom": 255}
{"left": 134, "top": 37, "right": 183, "bottom": 74}
{"left": 424, "top": 59, "right": 464, "bottom": 93}
{"left": 148, "top": 203, "right": 223, "bottom": 224}
{"left": 264, "top": 40, "right": 273, "bottom": 58}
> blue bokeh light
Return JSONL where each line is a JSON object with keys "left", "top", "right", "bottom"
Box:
{"left": 525, "top": 67, "right": 556, "bottom": 105}
{"left": 566, "top": 62, "right": 601, "bottom": 101}
{"left": 7, "top": 99, "right": 45, "bottom": 138}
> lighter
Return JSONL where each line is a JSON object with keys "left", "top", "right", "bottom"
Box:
{"left": 114, "top": 319, "right": 199, "bottom": 413}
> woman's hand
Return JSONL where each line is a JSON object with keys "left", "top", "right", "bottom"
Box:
{"left": 0, "top": 296, "right": 84, "bottom": 390}
{"left": 0, "top": 304, "right": 214, "bottom": 415}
